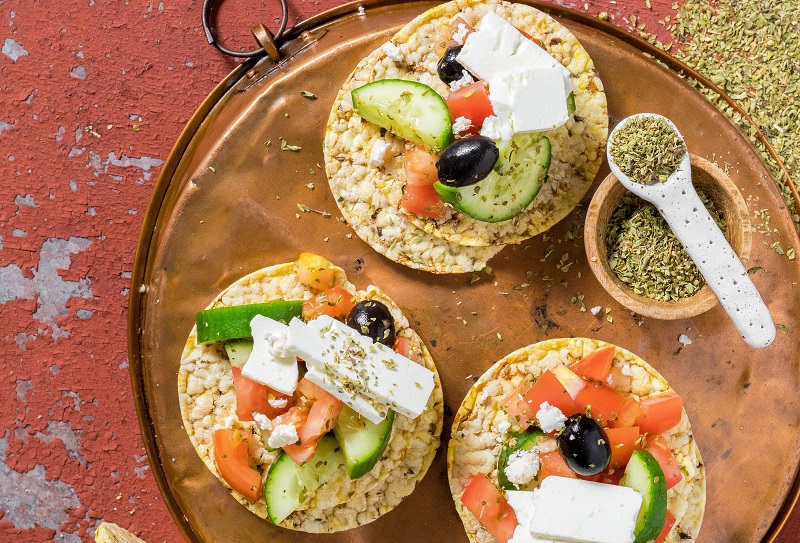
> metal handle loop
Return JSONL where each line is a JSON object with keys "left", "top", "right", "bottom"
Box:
{"left": 202, "top": 0, "right": 288, "bottom": 59}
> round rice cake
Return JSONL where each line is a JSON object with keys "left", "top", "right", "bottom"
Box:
{"left": 178, "top": 261, "right": 444, "bottom": 532}
{"left": 447, "top": 338, "right": 705, "bottom": 543}
{"left": 324, "top": 0, "right": 608, "bottom": 255}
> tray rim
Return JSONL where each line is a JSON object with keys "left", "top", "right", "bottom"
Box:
{"left": 126, "top": 2, "right": 800, "bottom": 542}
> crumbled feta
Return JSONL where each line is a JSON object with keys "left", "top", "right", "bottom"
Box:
{"left": 452, "top": 23, "right": 469, "bottom": 45}
{"left": 357, "top": 5, "right": 366, "bottom": 16}
{"left": 496, "top": 420, "right": 512, "bottom": 436}
{"left": 480, "top": 114, "right": 513, "bottom": 142}
{"left": 504, "top": 449, "right": 541, "bottom": 486}
{"left": 369, "top": 139, "right": 390, "bottom": 167}
{"left": 679, "top": 333, "right": 693, "bottom": 346}
{"left": 590, "top": 305, "right": 602, "bottom": 316}
{"left": 264, "top": 329, "right": 290, "bottom": 358}
{"left": 536, "top": 401, "right": 567, "bottom": 433}
{"left": 267, "top": 398, "right": 288, "bottom": 409}
{"left": 606, "top": 374, "right": 614, "bottom": 385}
{"left": 252, "top": 412, "right": 272, "bottom": 431}
{"left": 267, "top": 423, "right": 299, "bottom": 448}
{"left": 621, "top": 363, "right": 633, "bottom": 376}
{"left": 452, "top": 116, "right": 473, "bottom": 134}
{"left": 382, "top": 41, "right": 403, "bottom": 62}
{"left": 449, "top": 70, "right": 475, "bottom": 92}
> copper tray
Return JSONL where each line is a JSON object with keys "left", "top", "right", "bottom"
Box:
{"left": 128, "top": 1, "right": 800, "bottom": 542}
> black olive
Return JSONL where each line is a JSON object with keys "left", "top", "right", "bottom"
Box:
{"left": 346, "top": 300, "right": 396, "bottom": 346}
{"left": 556, "top": 414, "right": 611, "bottom": 476}
{"left": 436, "top": 136, "right": 499, "bottom": 187}
{"left": 437, "top": 45, "right": 467, "bottom": 84}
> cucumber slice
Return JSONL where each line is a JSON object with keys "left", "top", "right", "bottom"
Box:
{"left": 434, "top": 134, "right": 551, "bottom": 223}
{"left": 497, "top": 427, "right": 543, "bottom": 490}
{"left": 352, "top": 79, "right": 453, "bottom": 154}
{"left": 620, "top": 449, "right": 668, "bottom": 543}
{"left": 224, "top": 340, "right": 253, "bottom": 369}
{"left": 264, "top": 435, "right": 345, "bottom": 524}
{"left": 334, "top": 406, "right": 394, "bottom": 479}
{"left": 195, "top": 300, "right": 303, "bottom": 344}
{"left": 567, "top": 91, "right": 576, "bottom": 115}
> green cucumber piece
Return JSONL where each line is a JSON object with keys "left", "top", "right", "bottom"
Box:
{"left": 334, "top": 407, "right": 394, "bottom": 480}
{"left": 264, "top": 435, "right": 345, "bottom": 524}
{"left": 497, "top": 427, "right": 543, "bottom": 490}
{"left": 351, "top": 79, "right": 453, "bottom": 154}
{"left": 434, "top": 134, "right": 551, "bottom": 223}
{"left": 195, "top": 299, "right": 303, "bottom": 344}
{"left": 224, "top": 340, "right": 253, "bottom": 369}
{"left": 620, "top": 449, "right": 668, "bottom": 543}
{"left": 567, "top": 91, "right": 576, "bottom": 115}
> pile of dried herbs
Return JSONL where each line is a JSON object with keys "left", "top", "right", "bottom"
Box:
{"left": 609, "top": 116, "right": 687, "bottom": 184}
{"left": 606, "top": 191, "right": 726, "bottom": 301}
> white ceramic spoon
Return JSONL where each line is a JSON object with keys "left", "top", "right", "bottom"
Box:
{"left": 607, "top": 113, "right": 775, "bottom": 348}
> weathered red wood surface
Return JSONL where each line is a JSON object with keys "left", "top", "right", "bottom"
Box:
{"left": 0, "top": 0, "right": 797, "bottom": 542}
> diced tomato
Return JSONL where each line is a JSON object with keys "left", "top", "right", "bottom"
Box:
{"left": 404, "top": 148, "right": 439, "bottom": 186}
{"left": 230, "top": 367, "right": 293, "bottom": 421}
{"left": 571, "top": 347, "right": 616, "bottom": 383}
{"left": 434, "top": 16, "right": 475, "bottom": 56}
{"left": 460, "top": 473, "right": 518, "bottom": 543}
{"left": 272, "top": 403, "right": 310, "bottom": 430}
{"left": 539, "top": 450, "right": 577, "bottom": 481}
{"left": 282, "top": 441, "right": 318, "bottom": 465}
{"left": 512, "top": 370, "right": 581, "bottom": 430}
{"left": 655, "top": 511, "right": 677, "bottom": 543}
{"left": 401, "top": 183, "right": 447, "bottom": 219}
{"left": 644, "top": 435, "right": 683, "bottom": 490}
{"left": 551, "top": 364, "right": 587, "bottom": 399}
{"left": 302, "top": 286, "right": 354, "bottom": 321}
{"left": 392, "top": 336, "right": 419, "bottom": 362}
{"left": 596, "top": 468, "right": 624, "bottom": 485}
{"left": 446, "top": 82, "right": 494, "bottom": 135}
{"left": 574, "top": 382, "right": 626, "bottom": 426}
{"left": 502, "top": 380, "right": 533, "bottom": 427}
{"left": 296, "top": 378, "right": 326, "bottom": 401}
{"left": 638, "top": 392, "right": 683, "bottom": 435}
{"left": 297, "top": 387, "right": 344, "bottom": 446}
{"left": 605, "top": 426, "right": 640, "bottom": 471}
{"left": 609, "top": 396, "right": 645, "bottom": 429}
{"left": 295, "top": 252, "right": 337, "bottom": 290}
{"left": 213, "top": 429, "right": 262, "bottom": 503}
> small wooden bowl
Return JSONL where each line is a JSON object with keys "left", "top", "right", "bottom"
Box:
{"left": 584, "top": 154, "right": 752, "bottom": 320}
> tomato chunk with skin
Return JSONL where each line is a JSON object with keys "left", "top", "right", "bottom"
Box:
{"left": 231, "top": 367, "right": 292, "bottom": 421}
{"left": 609, "top": 396, "right": 645, "bottom": 429}
{"left": 282, "top": 441, "right": 318, "bottom": 465}
{"left": 297, "top": 389, "right": 344, "bottom": 446}
{"left": 302, "top": 286, "right": 354, "bottom": 321}
{"left": 638, "top": 392, "right": 683, "bottom": 435}
{"left": 460, "top": 473, "right": 518, "bottom": 543}
{"left": 392, "top": 336, "right": 419, "bottom": 362}
{"left": 655, "top": 510, "right": 677, "bottom": 543}
{"left": 295, "top": 253, "right": 337, "bottom": 291}
{"left": 401, "top": 183, "right": 448, "bottom": 219}
{"left": 644, "top": 435, "right": 683, "bottom": 490}
{"left": 571, "top": 347, "right": 616, "bottom": 382}
{"left": 519, "top": 370, "right": 581, "bottom": 428}
{"left": 574, "top": 382, "right": 625, "bottom": 426}
{"left": 404, "top": 148, "right": 439, "bottom": 186}
{"left": 502, "top": 380, "right": 533, "bottom": 427}
{"left": 539, "top": 450, "right": 577, "bottom": 481}
{"left": 272, "top": 403, "right": 311, "bottom": 430}
{"left": 606, "top": 426, "right": 641, "bottom": 471}
{"left": 213, "top": 429, "right": 262, "bottom": 503}
{"left": 447, "top": 82, "right": 494, "bottom": 135}
{"left": 434, "top": 16, "right": 475, "bottom": 56}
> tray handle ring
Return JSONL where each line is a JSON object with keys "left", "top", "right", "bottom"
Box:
{"left": 201, "top": 0, "right": 288, "bottom": 60}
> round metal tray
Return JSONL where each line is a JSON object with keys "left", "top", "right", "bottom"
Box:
{"left": 128, "top": 2, "right": 800, "bottom": 542}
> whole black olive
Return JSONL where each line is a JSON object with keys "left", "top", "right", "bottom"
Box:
{"left": 436, "top": 136, "right": 499, "bottom": 187}
{"left": 437, "top": 45, "right": 466, "bottom": 84}
{"left": 556, "top": 414, "right": 611, "bottom": 476}
{"left": 346, "top": 300, "right": 396, "bottom": 346}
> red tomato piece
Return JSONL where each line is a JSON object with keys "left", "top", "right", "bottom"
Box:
{"left": 574, "top": 382, "right": 626, "bottom": 426}
{"left": 447, "top": 82, "right": 494, "bottom": 135}
{"left": 404, "top": 148, "right": 439, "bottom": 186}
{"left": 283, "top": 441, "right": 318, "bottom": 465}
{"left": 460, "top": 473, "right": 518, "bottom": 543}
{"left": 638, "top": 392, "right": 683, "bottom": 435}
{"left": 297, "top": 389, "right": 344, "bottom": 446}
{"left": 570, "top": 347, "right": 616, "bottom": 383}
{"left": 606, "top": 426, "right": 641, "bottom": 471}
{"left": 302, "top": 286, "right": 354, "bottom": 321}
{"left": 655, "top": 510, "right": 677, "bottom": 543}
{"left": 501, "top": 380, "right": 533, "bottom": 427}
{"left": 392, "top": 336, "right": 419, "bottom": 362}
{"left": 230, "top": 367, "right": 293, "bottom": 421}
{"left": 644, "top": 435, "right": 683, "bottom": 490}
{"left": 295, "top": 252, "right": 336, "bottom": 291}
{"left": 539, "top": 450, "right": 577, "bottom": 481}
{"left": 609, "top": 396, "right": 645, "bottom": 429}
{"left": 401, "top": 183, "right": 448, "bottom": 219}
{"left": 272, "top": 403, "right": 310, "bottom": 430}
{"left": 434, "top": 16, "right": 475, "bottom": 56}
{"left": 213, "top": 429, "right": 262, "bottom": 503}
{"left": 520, "top": 370, "right": 581, "bottom": 428}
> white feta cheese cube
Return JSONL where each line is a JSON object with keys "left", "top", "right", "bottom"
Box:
{"left": 488, "top": 66, "right": 569, "bottom": 133}
{"left": 449, "top": 70, "right": 475, "bottom": 91}
{"left": 452, "top": 116, "right": 473, "bottom": 134}
{"left": 267, "top": 398, "right": 288, "bottom": 409}
{"left": 480, "top": 113, "right": 513, "bottom": 142}
{"left": 252, "top": 412, "right": 272, "bottom": 431}
{"left": 242, "top": 315, "right": 298, "bottom": 395}
{"left": 267, "top": 423, "right": 299, "bottom": 448}
{"left": 536, "top": 401, "right": 567, "bottom": 433}
{"left": 504, "top": 449, "right": 541, "bottom": 485}
{"left": 369, "top": 138, "right": 390, "bottom": 167}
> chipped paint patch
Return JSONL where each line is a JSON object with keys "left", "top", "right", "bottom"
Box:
{"left": 69, "top": 65, "right": 86, "bottom": 80}
{"left": 11, "top": 229, "right": 26, "bottom": 237}
{"left": 15, "top": 380, "right": 33, "bottom": 402}
{"left": 35, "top": 420, "right": 84, "bottom": 464}
{"left": 1, "top": 38, "right": 27, "bottom": 61}
{"left": 0, "top": 120, "right": 14, "bottom": 134}
{"left": 14, "top": 194, "right": 37, "bottom": 207}
{"left": 86, "top": 152, "right": 164, "bottom": 181}
{"left": 13, "top": 332, "right": 35, "bottom": 351}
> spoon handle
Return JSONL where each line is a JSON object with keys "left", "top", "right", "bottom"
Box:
{"left": 654, "top": 190, "right": 776, "bottom": 348}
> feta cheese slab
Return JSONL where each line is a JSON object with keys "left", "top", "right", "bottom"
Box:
{"left": 489, "top": 67, "right": 570, "bottom": 133}
{"left": 304, "top": 367, "right": 388, "bottom": 424}
{"left": 527, "top": 476, "right": 642, "bottom": 543}
{"left": 242, "top": 315, "right": 298, "bottom": 395}
{"left": 286, "top": 316, "right": 435, "bottom": 419}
